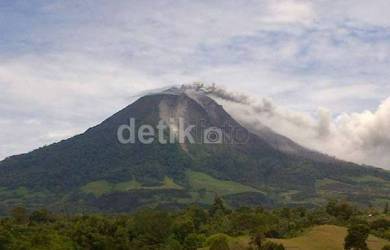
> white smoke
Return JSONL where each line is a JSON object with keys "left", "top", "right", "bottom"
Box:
{"left": 185, "top": 83, "right": 390, "bottom": 169}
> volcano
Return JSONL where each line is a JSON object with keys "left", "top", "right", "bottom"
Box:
{"left": 0, "top": 86, "right": 388, "bottom": 213}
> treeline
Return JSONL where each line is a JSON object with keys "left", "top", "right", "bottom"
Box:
{"left": 0, "top": 198, "right": 389, "bottom": 250}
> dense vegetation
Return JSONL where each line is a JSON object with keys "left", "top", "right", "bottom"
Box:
{"left": 0, "top": 198, "right": 389, "bottom": 250}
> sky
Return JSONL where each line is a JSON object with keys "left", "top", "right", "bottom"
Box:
{"left": 0, "top": 0, "right": 389, "bottom": 169}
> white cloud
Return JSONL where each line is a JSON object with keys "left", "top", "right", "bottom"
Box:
{"left": 262, "top": 0, "right": 315, "bottom": 25}
{"left": 317, "top": 0, "right": 390, "bottom": 27}
{"left": 0, "top": 53, "right": 161, "bottom": 159}
{"left": 213, "top": 89, "right": 390, "bottom": 169}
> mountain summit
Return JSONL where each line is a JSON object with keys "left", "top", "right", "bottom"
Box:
{"left": 0, "top": 87, "right": 388, "bottom": 213}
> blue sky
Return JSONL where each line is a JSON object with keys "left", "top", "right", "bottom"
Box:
{"left": 0, "top": 0, "right": 390, "bottom": 168}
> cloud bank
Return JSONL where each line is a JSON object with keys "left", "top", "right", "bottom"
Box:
{"left": 199, "top": 84, "right": 390, "bottom": 169}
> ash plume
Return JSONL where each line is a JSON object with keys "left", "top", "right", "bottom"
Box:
{"left": 181, "top": 83, "right": 390, "bottom": 169}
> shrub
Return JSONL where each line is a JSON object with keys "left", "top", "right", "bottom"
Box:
{"left": 261, "top": 241, "right": 286, "bottom": 250}
{"left": 382, "top": 245, "right": 390, "bottom": 250}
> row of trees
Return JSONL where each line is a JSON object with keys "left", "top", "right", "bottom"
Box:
{"left": 0, "top": 198, "right": 389, "bottom": 249}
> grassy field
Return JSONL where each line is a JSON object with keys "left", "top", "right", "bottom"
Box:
{"left": 269, "top": 225, "right": 389, "bottom": 250}
{"left": 199, "top": 225, "right": 389, "bottom": 250}
{"left": 186, "top": 170, "right": 262, "bottom": 196}
{"left": 81, "top": 176, "right": 183, "bottom": 197}
{"left": 349, "top": 175, "right": 389, "bottom": 184}
{"left": 80, "top": 170, "right": 262, "bottom": 200}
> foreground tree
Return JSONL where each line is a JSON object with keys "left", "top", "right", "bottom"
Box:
{"left": 344, "top": 224, "right": 370, "bottom": 250}
{"left": 250, "top": 227, "right": 266, "bottom": 250}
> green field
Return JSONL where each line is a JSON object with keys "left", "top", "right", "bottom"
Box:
{"left": 200, "top": 225, "right": 390, "bottom": 250}
{"left": 186, "top": 170, "right": 262, "bottom": 196}
{"left": 81, "top": 170, "right": 262, "bottom": 200}
{"left": 349, "top": 175, "right": 389, "bottom": 184}
{"left": 81, "top": 176, "right": 183, "bottom": 197}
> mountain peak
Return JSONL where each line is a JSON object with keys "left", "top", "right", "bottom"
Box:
{"left": 148, "top": 85, "right": 218, "bottom": 110}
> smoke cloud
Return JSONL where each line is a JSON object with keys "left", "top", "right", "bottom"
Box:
{"left": 184, "top": 83, "right": 390, "bottom": 169}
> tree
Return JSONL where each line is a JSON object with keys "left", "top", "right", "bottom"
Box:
{"left": 280, "top": 208, "right": 292, "bottom": 220}
{"left": 172, "top": 215, "right": 195, "bottom": 242}
{"left": 0, "top": 225, "right": 12, "bottom": 250}
{"left": 10, "top": 207, "right": 29, "bottom": 224}
{"left": 370, "top": 218, "right": 390, "bottom": 232}
{"left": 384, "top": 202, "right": 389, "bottom": 214}
{"left": 326, "top": 200, "right": 337, "bottom": 215}
{"left": 164, "top": 237, "right": 182, "bottom": 250}
{"left": 209, "top": 195, "right": 227, "bottom": 217}
{"left": 183, "top": 233, "right": 205, "bottom": 250}
{"left": 230, "top": 212, "right": 259, "bottom": 235}
{"left": 185, "top": 205, "right": 208, "bottom": 230}
{"left": 382, "top": 245, "right": 390, "bottom": 250}
{"left": 250, "top": 229, "right": 265, "bottom": 250}
{"left": 133, "top": 210, "right": 173, "bottom": 247}
{"left": 29, "top": 209, "right": 54, "bottom": 224}
{"left": 326, "top": 200, "right": 354, "bottom": 220}
{"left": 209, "top": 237, "right": 230, "bottom": 250}
{"left": 26, "top": 228, "right": 74, "bottom": 250}
{"left": 344, "top": 224, "right": 370, "bottom": 250}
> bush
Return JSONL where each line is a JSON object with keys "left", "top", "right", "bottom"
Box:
{"left": 209, "top": 237, "right": 230, "bottom": 250}
{"left": 261, "top": 241, "right": 286, "bottom": 250}
{"left": 183, "top": 233, "right": 205, "bottom": 250}
{"left": 206, "top": 233, "right": 230, "bottom": 247}
{"left": 384, "top": 230, "right": 390, "bottom": 240}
